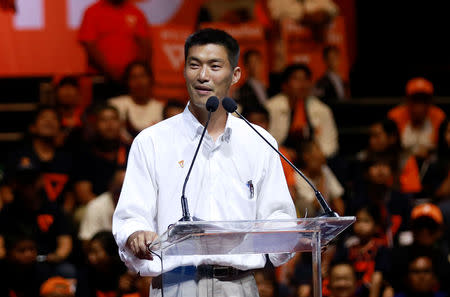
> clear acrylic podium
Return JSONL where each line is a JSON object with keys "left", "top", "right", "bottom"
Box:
{"left": 150, "top": 217, "right": 355, "bottom": 297}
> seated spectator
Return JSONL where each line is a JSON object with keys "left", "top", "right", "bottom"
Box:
{"left": 388, "top": 78, "right": 446, "bottom": 159}
{"left": 394, "top": 251, "right": 448, "bottom": 297}
{"left": 334, "top": 205, "right": 391, "bottom": 297}
{"left": 40, "top": 277, "right": 76, "bottom": 297}
{"left": 315, "top": 45, "right": 347, "bottom": 102}
{"left": 0, "top": 229, "right": 50, "bottom": 297}
{"left": 78, "top": 0, "right": 150, "bottom": 85}
{"left": 350, "top": 155, "right": 412, "bottom": 247}
{"left": 3, "top": 105, "right": 73, "bottom": 206}
{"left": 162, "top": 100, "right": 186, "bottom": 120}
{"left": 390, "top": 204, "right": 450, "bottom": 293}
{"left": 357, "top": 119, "right": 422, "bottom": 195}
{"left": 422, "top": 119, "right": 450, "bottom": 201}
{"left": 78, "top": 169, "right": 125, "bottom": 243}
{"left": 54, "top": 76, "right": 86, "bottom": 151}
{"left": 0, "top": 167, "right": 75, "bottom": 279}
{"left": 109, "top": 61, "right": 164, "bottom": 144}
{"left": 266, "top": 63, "right": 339, "bottom": 158}
{"left": 235, "top": 49, "right": 268, "bottom": 112}
{"left": 73, "top": 105, "right": 129, "bottom": 206}
{"left": 294, "top": 139, "right": 345, "bottom": 216}
{"left": 327, "top": 262, "right": 358, "bottom": 297}
{"left": 254, "top": 267, "right": 279, "bottom": 297}
{"left": 76, "top": 231, "right": 138, "bottom": 297}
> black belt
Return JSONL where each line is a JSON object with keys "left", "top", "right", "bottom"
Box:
{"left": 152, "top": 265, "right": 253, "bottom": 289}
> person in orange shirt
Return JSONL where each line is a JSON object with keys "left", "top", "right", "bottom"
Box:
{"left": 388, "top": 77, "right": 446, "bottom": 159}
{"left": 79, "top": 0, "right": 151, "bottom": 84}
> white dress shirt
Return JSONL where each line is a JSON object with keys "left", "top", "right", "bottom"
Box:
{"left": 112, "top": 105, "right": 297, "bottom": 276}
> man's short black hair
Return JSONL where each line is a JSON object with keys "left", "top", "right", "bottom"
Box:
{"left": 123, "top": 60, "right": 152, "bottom": 85}
{"left": 184, "top": 28, "right": 240, "bottom": 68}
{"left": 56, "top": 76, "right": 79, "bottom": 90}
{"left": 281, "top": 63, "right": 312, "bottom": 83}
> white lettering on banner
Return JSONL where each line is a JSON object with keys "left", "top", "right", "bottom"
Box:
{"left": 67, "top": 0, "right": 96, "bottom": 29}
{"left": 163, "top": 44, "right": 184, "bottom": 70}
{"left": 135, "top": 0, "right": 183, "bottom": 25}
{"left": 13, "top": 0, "right": 44, "bottom": 30}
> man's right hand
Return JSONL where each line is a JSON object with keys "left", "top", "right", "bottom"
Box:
{"left": 126, "top": 231, "right": 158, "bottom": 260}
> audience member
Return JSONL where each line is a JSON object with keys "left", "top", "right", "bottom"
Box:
{"left": 73, "top": 105, "right": 128, "bottom": 206}
{"left": 79, "top": 0, "right": 150, "bottom": 82}
{"left": 0, "top": 168, "right": 75, "bottom": 279}
{"left": 235, "top": 49, "right": 268, "bottom": 112}
{"left": 0, "top": 229, "right": 49, "bottom": 297}
{"left": 4, "top": 105, "right": 74, "bottom": 206}
{"left": 315, "top": 45, "right": 347, "bottom": 102}
{"left": 394, "top": 252, "right": 448, "bottom": 297}
{"left": 350, "top": 155, "right": 412, "bottom": 247}
{"left": 334, "top": 205, "right": 391, "bottom": 297}
{"left": 254, "top": 267, "right": 279, "bottom": 297}
{"left": 422, "top": 119, "right": 450, "bottom": 201}
{"left": 162, "top": 100, "right": 187, "bottom": 120}
{"left": 78, "top": 169, "right": 125, "bottom": 243}
{"left": 294, "top": 139, "right": 345, "bottom": 216}
{"left": 357, "top": 119, "right": 423, "bottom": 195}
{"left": 388, "top": 78, "right": 446, "bottom": 159}
{"left": 389, "top": 204, "right": 450, "bottom": 293}
{"left": 54, "top": 76, "right": 86, "bottom": 151}
{"left": 266, "top": 63, "right": 339, "bottom": 158}
{"left": 327, "top": 262, "right": 358, "bottom": 297}
{"left": 109, "top": 61, "right": 164, "bottom": 144}
{"left": 76, "top": 231, "right": 134, "bottom": 297}
{"left": 40, "top": 277, "right": 76, "bottom": 297}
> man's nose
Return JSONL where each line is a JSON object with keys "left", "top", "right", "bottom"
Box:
{"left": 198, "top": 65, "right": 210, "bottom": 82}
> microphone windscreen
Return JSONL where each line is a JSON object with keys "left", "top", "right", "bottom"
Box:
{"left": 222, "top": 97, "right": 237, "bottom": 113}
{"left": 206, "top": 96, "right": 219, "bottom": 112}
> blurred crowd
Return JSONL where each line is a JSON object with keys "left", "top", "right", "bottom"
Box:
{"left": 0, "top": 0, "right": 449, "bottom": 297}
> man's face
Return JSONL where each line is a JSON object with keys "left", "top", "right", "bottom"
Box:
{"left": 184, "top": 44, "right": 240, "bottom": 110}
{"left": 368, "top": 163, "right": 392, "bottom": 185}
{"left": 30, "top": 109, "right": 60, "bottom": 139}
{"left": 9, "top": 239, "right": 37, "bottom": 266}
{"left": 56, "top": 85, "right": 80, "bottom": 108}
{"left": 369, "top": 123, "right": 390, "bottom": 152}
{"left": 283, "top": 69, "right": 312, "bottom": 101}
{"left": 246, "top": 53, "right": 262, "bottom": 79}
{"left": 326, "top": 49, "right": 340, "bottom": 72}
{"left": 128, "top": 65, "right": 151, "bottom": 101}
{"left": 408, "top": 257, "right": 435, "bottom": 293}
{"left": 96, "top": 109, "right": 121, "bottom": 140}
{"left": 407, "top": 100, "right": 430, "bottom": 127}
{"left": 329, "top": 264, "right": 357, "bottom": 297}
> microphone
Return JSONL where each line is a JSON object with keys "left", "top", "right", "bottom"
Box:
{"left": 221, "top": 97, "right": 338, "bottom": 217}
{"left": 179, "top": 96, "right": 219, "bottom": 221}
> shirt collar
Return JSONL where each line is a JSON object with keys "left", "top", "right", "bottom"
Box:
{"left": 182, "top": 102, "right": 233, "bottom": 143}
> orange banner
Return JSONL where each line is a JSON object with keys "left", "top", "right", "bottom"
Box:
{"left": 281, "top": 16, "right": 349, "bottom": 81}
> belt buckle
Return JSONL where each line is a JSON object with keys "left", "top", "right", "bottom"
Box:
{"left": 212, "top": 266, "right": 231, "bottom": 279}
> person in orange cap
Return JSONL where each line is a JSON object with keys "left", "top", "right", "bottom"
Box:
{"left": 40, "top": 277, "right": 75, "bottom": 297}
{"left": 388, "top": 78, "right": 446, "bottom": 159}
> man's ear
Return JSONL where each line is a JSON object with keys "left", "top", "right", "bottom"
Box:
{"left": 231, "top": 66, "right": 241, "bottom": 86}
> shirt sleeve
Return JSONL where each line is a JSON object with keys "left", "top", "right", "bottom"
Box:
{"left": 134, "top": 9, "right": 149, "bottom": 38}
{"left": 254, "top": 128, "right": 297, "bottom": 266}
{"left": 112, "top": 133, "right": 160, "bottom": 276}
{"left": 78, "top": 6, "right": 98, "bottom": 42}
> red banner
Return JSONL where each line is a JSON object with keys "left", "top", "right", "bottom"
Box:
{"left": 281, "top": 16, "right": 349, "bottom": 81}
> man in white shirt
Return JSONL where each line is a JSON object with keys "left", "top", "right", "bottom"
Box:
{"left": 112, "top": 28, "right": 296, "bottom": 296}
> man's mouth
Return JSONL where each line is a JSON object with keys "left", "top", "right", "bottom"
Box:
{"left": 194, "top": 85, "right": 213, "bottom": 95}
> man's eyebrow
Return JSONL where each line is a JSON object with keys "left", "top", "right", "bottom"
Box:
{"left": 187, "top": 57, "right": 226, "bottom": 64}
